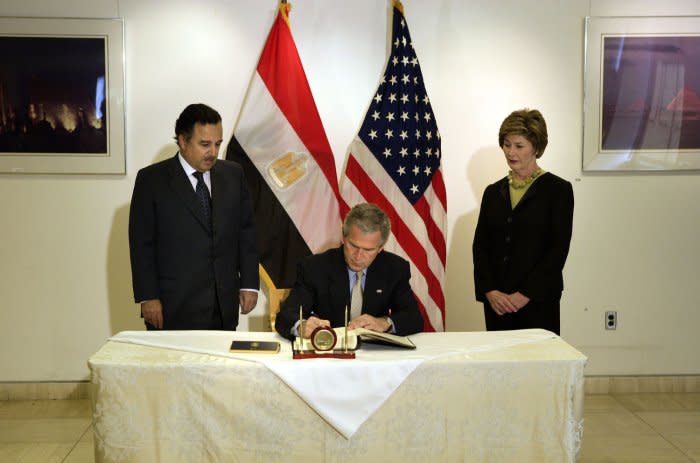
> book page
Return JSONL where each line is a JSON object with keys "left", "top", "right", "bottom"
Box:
{"left": 296, "top": 327, "right": 414, "bottom": 351}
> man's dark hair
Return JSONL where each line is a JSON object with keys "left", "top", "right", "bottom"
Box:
{"left": 174, "top": 103, "right": 222, "bottom": 143}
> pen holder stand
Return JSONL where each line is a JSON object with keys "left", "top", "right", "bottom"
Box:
{"left": 292, "top": 326, "right": 355, "bottom": 359}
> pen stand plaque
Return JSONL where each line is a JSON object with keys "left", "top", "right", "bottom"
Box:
{"left": 292, "top": 326, "right": 356, "bottom": 359}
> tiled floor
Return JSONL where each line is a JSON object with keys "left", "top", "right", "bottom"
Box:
{"left": 0, "top": 393, "right": 698, "bottom": 462}
{"left": 0, "top": 399, "right": 92, "bottom": 462}
{"left": 580, "top": 393, "right": 700, "bottom": 462}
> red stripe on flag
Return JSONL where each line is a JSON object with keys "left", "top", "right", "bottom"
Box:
{"left": 413, "top": 195, "right": 446, "bottom": 266}
{"left": 345, "top": 155, "right": 445, "bottom": 312}
{"left": 431, "top": 168, "right": 447, "bottom": 212}
{"left": 339, "top": 197, "right": 350, "bottom": 219}
{"left": 415, "top": 297, "right": 436, "bottom": 333}
{"left": 256, "top": 11, "right": 341, "bottom": 205}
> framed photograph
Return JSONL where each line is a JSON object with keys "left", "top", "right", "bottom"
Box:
{"left": 0, "top": 17, "right": 125, "bottom": 174}
{"left": 583, "top": 16, "right": 700, "bottom": 171}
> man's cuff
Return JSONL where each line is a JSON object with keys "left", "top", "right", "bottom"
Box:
{"left": 291, "top": 319, "right": 301, "bottom": 337}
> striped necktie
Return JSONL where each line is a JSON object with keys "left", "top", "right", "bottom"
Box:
{"left": 350, "top": 270, "right": 364, "bottom": 320}
{"left": 192, "top": 171, "right": 211, "bottom": 225}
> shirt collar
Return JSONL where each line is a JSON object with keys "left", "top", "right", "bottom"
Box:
{"left": 177, "top": 152, "right": 210, "bottom": 180}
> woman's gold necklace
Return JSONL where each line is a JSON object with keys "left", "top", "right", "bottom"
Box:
{"left": 508, "top": 167, "right": 544, "bottom": 189}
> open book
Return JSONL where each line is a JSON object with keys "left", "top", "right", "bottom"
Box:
{"left": 298, "top": 326, "right": 416, "bottom": 351}
{"left": 350, "top": 327, "right": 416, "bottom": 349}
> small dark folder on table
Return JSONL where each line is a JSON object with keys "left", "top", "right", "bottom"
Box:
{"left": 230, "top": 340, "right": 280, "bottom": 353}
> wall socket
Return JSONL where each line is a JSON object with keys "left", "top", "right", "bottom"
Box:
{"left": 605, "top": 311, "right": 617, "bottom": 330}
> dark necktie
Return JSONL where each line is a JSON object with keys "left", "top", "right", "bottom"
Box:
{"left": 192, "top": 171, "right": 211, "bottom": 225}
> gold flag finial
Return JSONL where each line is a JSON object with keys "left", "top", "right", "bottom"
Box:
{"left": 392, "top": 0, "right": 404, "bottom": 14}
{"left": 279, "top": 1, "right": 292, "bottom": 27}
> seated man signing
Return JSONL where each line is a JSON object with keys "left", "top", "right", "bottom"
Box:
{"left": 275, "top": 203, "right": 424, "bottom": 340}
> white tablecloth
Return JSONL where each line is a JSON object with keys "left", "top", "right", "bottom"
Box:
{"left": 88, "top": 329, "right": 586, "bottom": 463}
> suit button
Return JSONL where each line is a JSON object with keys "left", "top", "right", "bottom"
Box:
{"left": 505, "top": 236, "right": 511, "bottom": 243}
{"left": 506, "top": 217, "right": 512, "bottom": 223}
{"left": 503, "top": 256, "right": 509, "bottom": 262}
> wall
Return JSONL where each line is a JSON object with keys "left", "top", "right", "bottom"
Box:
{"left": 0, "top": 0, "right": 698, "bottom": 380}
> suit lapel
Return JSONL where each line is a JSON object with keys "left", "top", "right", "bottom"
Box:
{"left": 498, "top": 178, "right": 511, "bottom": 208}
{"left": 210, "top": 164, "right": 226, "bottom": 237}
{"left": 514, "top": 171, "right": 547, "bottom": 211}
{"left": 363, "top": 254, "right": 386, "bottom": 310}
{"left": 330, "top": 248, "right": 352, "bottom": 314}
{"left": 497, "top": 173, "right": 547, "bottom": 212}
{"left": 166, "top": 155, "right": 210, "bottom": 231}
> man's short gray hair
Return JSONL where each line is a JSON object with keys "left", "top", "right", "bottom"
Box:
{"left": 342, "top": 203, "right": 391, "bottom": 245}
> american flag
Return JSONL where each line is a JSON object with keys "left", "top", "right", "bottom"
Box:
{"left": 340, "top": 0, "right": 446, "bottom": 331}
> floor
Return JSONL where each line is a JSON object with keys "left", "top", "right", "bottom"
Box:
{"left": 0, "top": 393, "right": 698, "bottom": 462}
{"left": 0, "top": 399, "right": 92, "bottom": 462}
{"left": 580, "top": 392, "right": 700, "bottom": 462}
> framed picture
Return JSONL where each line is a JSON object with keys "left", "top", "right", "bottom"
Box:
{"left": 583, "top": 16, "right": 700, "bottom": 171}
{"left": 0, "top": 17, "right": 125, "bottom": 174}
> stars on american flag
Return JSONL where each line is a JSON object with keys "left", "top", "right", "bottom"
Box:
{"left": 358, "top": 12, "right": 440, "bottom": 203}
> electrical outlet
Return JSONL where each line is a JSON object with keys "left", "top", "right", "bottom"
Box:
{"left": 605, "top": 311, "right": 617, "bottom": 330}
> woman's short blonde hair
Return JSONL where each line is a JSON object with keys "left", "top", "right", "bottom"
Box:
{"left": 498, "top": 108, "right": 548, "bottom": 158}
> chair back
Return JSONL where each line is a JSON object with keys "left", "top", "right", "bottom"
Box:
{"left": 259, "top": 265, "right": 291, "bottom": 331}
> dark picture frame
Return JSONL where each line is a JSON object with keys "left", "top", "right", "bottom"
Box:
{"left": 0, "top": 17, "right": 125, "bottom": 174}
{"left": 583, "top": 16, "right": 700, "bottom": 171}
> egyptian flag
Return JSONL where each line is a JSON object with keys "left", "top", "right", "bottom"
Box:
{"left": 226, "top": 2, "right": 344, "bottom": 289}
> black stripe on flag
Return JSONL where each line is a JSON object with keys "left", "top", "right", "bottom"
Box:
{"left": 226, "top": 136, "right": 311, "bottom": 289}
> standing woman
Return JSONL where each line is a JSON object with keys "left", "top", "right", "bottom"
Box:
{"left": 472, "top": 109, "right": 574, "bottom": 335}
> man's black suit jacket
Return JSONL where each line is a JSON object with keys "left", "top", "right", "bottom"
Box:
{"left": 275, "top": 246, "right": 423, "bottom": 338}
{"left": 472, "top": 172, "right": 574, "bottom": 303}
{"left": 129, "top": 154, "right": 259, "bottom": 330}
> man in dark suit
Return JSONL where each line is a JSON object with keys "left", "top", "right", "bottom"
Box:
{"left": 129, "top": 103, "right": 259, "bottom": 330}
{"left": 275, "top": 203, "right": 423, "bottom": 339}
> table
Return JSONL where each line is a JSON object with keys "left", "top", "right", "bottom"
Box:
{"left": 88, "top": 330, "right": 586, "bottom": 462}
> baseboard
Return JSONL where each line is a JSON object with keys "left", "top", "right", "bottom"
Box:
{"left": 585, "top": 375, "right": 700, "bottom": 394}
{"left": 0, "top": 381, "right": 89, "bottom": 400}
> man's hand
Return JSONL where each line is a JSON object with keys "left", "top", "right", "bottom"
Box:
{"left": 302, "top": 316, "right": 331, "bottom": 338}
{"left": 239, "top": 290, "right": 258, "bottom": 314}
{"left": 141, "top": 299, "right": 164, "bottom": 329}
{"left": 348, "top": 314, "right": 391, "bottom": 332}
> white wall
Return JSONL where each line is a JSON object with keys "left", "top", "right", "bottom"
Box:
{"left": 0, "top": 0, "right": 698, "bottom": 381}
